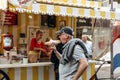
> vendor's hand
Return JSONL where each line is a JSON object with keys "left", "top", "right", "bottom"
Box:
{"left": 39, "top": 48, "right": 46, "bottom": 52}
{"left": 41, "top": 49, "right": 48, "bottom": 54}
{"left": 44, "top": 50, "right": 48, "bottom": 54}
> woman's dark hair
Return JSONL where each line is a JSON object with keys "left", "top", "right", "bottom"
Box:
{"left": 56, "top": 35, "right": 60, "bottom": 40}
{"left": 36, "top": 30, "right": 42, "bottom": 36}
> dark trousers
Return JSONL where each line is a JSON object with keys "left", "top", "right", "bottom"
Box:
{"left": 55, "top": 69, "right": 59, "bottom": 80}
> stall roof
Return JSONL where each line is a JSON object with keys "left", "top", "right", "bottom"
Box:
{"left": 6, "top": 0, "right": 120, "bottom": 20}
{"left": 36, "top": 0, "right": 102, "bottom": 8}
{"left": 9, "top": 2, "right": 120, "bottom": 20}
{"left": 0, "top": 0, "right": 7, "bottom": 10}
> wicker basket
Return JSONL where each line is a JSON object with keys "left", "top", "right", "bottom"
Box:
{"left": 28, "top": 51, "right": 38, "bottom": 63}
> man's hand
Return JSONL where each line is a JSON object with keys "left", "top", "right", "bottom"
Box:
{"left": 73, "top": 59, "right": 88, "bottom": 80}
{"left": 72, "top": 75, "right": 78, "bottom": 80}
{"left": 50, "top": 45, "right": 57, "bottom": 52}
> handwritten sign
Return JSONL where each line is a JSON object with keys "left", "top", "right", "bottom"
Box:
{"left": 4, "top": 11, "right": 18, "bottom": 25}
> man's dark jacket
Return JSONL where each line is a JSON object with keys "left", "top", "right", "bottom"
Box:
{"left": 50, "top": 43, "right": 64, "bottom": 70}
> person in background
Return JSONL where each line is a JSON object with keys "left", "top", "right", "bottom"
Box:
{"left": 50, "top": 36, "right": 64, "bottom": 80}
{"left": 81, "top": 34, "right": 92, "bottom": 58}
{"left": 52, "top": 27, "right": 88, "bottom": 80}
{"left": 29, "top": 30, "right": 47, "bottom": 59}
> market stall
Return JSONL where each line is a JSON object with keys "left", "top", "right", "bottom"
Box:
{"left": 0, "top": 0, "right": 120, "bottom": 80}
{"left": 8, "top": 0, "right": 119, "bottom": 20}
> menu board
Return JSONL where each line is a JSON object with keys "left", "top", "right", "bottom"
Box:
{"left": 77, "top": 17, "right": 92, "bottom": 27}
{"left": 4, "top": 11, "right": 18, "bottom": 25}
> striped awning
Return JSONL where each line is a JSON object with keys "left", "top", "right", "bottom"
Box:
{"left": 9, "top": 3, "right": 120, "bottom": 20}
{"left": 36, "top": 0, "right": 102, "bottom": 8}
{"left": 0, "top": 0, "right": 7, "bottom": 10}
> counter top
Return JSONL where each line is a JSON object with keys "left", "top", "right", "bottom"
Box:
{"left": 0, "top": 62, "right": 53, "bottom": 68}
{"left": 0, "top": 60, "right": 110, "bottom": 68}
{"left": 88, "top": 59, "right": 111, "bottom": 65}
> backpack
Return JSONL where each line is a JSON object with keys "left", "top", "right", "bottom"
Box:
{"left": 71, "top": 41, "right": 90, "bottom": 59}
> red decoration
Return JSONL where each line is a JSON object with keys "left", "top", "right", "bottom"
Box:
{"left": 2, "top": 33, "right": 14, "bottom": 51}
{"left": 98, "top": 40, "right": 105, "bottom": 49}
{"left": 8, "top": 0, "right": 33, "bottom": 8}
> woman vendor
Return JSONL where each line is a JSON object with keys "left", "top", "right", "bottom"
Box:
{"left": 29, "top": 30, "right": 48, "bottom": 59}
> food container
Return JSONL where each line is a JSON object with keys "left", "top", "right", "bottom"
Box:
{"left": 10, "top": 56, "right": 22, "bottom": 64}
{"left": 23, "top": 57, "right": 28, "bottom": 64}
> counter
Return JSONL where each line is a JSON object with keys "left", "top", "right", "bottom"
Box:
{"left": 0, "top": 61, "right": 95, "bottom": 80}
{"left": 0, "top": 62, "right": 52, "bottom": 68}
{"left": 0, "top": 62, "right": 55, "bottom": 80}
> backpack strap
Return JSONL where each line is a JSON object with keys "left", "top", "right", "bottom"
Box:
{"left": 71, "top": 41, "right": 90, "bottom": 58}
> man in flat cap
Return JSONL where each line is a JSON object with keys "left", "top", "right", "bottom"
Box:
{"left": 53, "top": 26, "right": 88, "bottom": 80}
